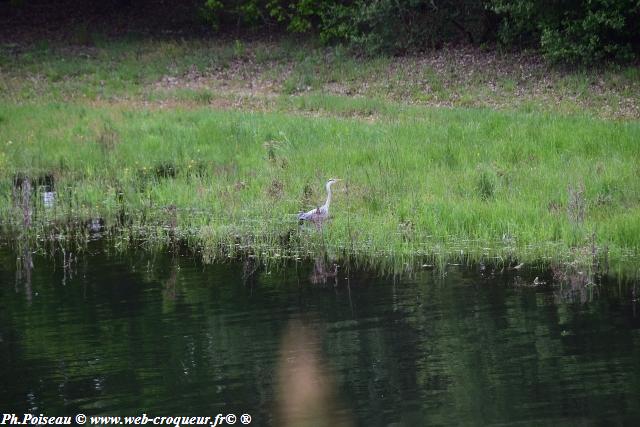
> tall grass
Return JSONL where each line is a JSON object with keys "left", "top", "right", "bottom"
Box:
{"left": 1, "top": 100, "right": 638, "bottom": 276}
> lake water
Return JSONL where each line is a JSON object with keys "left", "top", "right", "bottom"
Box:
{"left": 1, "top": 244, "right": 639, "bottom": 426}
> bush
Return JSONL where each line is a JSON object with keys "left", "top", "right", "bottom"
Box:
{"left": 489, "top": 0, "right": 640, "bottom": 64}
{"left": 342, "top": 0, "right": 489, "bottom": 54}
{"left": 201, "top": 0, "right": 492, "bottom": 54}
{"left": 201, "top": 0, "right": 640, "bottom": 63}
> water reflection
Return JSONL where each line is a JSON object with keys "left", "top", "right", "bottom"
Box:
{"left": 162, "top": 262, "right": 178, "bottom": 301}
{"left": 242, "top": 257, "right": 259, "bottom": 288}
{"left": 309, "top": 256, "right": 339, "bottom": 286}
{"left": 87, "top": 218, "right": 105, "bottom": 235}
{"left": 551, "top": 265, "right": 600, "bottom": 304}
{"left": 14, "top": 176, "right": 34, "bottom": 302}
{"left": 1, "top": 248, "right": 639, "bottom": 425}
{"left": 15, "top": 243, "right": 33, "bottom": 303}
{"left": 276, "top": 321, "right": 352, "bottom": 427}
{"left": 61, "top": 249, "right": 76, "bottom": 287}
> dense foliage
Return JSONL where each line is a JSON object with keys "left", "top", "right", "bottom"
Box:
{"left": 202, "top": 0, "right": 640, "bottom": 62}
{"left": 490, "top": 0, "right": 640, "bottom": 64}
{"left": 202, "top": 0, "right": 491, "bottom": 53}
{"left": 3, "top": 0, "right": 639, "bottom": 62}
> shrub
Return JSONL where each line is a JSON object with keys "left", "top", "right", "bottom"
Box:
{"left": 489, "top": 0, "right": 640, "bottom": 64}
{"left": 201, "top": 0, "right": 491, "bottom": 54}
{"left": 200, "top": 0, "right": 640, "bottom": 63}
{"left": 345, "top": 0, "right": 490, "bottom": 54}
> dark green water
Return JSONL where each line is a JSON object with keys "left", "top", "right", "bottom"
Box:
{"left": 1, "top": 244, "right": 639, "bottom": 426}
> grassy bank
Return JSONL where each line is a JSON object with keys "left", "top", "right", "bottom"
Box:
{"left": 1, "top": 100, "right": 639, "bottom": 276}
{"left": 1, "top": 36, "right": 639, "bottom": 276}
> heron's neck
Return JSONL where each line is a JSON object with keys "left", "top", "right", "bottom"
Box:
{"left": 323, "top": 184, "right": 333, "bottom": 208}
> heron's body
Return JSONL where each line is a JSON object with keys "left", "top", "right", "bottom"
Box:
{"left": 298, "top": 179, "right": 340, "bottom": 224}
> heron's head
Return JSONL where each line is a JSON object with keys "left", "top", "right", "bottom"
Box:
{"left": 326, "top": 178, "right": 341, "bottom": 191}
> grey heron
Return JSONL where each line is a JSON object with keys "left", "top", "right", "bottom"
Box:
{"left": 297, "top": 179, "right": 341, "bottom": 224}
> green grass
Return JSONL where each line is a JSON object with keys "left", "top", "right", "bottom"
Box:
{"left": 1, "top": 100, "right": 639, "bottom": 276}
{"left": 1, "top": 36, "right": 639, "bottom": 276}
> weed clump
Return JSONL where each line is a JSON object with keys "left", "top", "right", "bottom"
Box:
{"left": 96, "top": 122, "right": 120, "bottom": 152}
{"left": 476, "top": 169, "right": 496, "bottom": 200}
{"left": 155, "top": 163, "right": 178, "bottom": 179}
{"left": 567, "top": 183, "right": 586, "bottom": 226}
